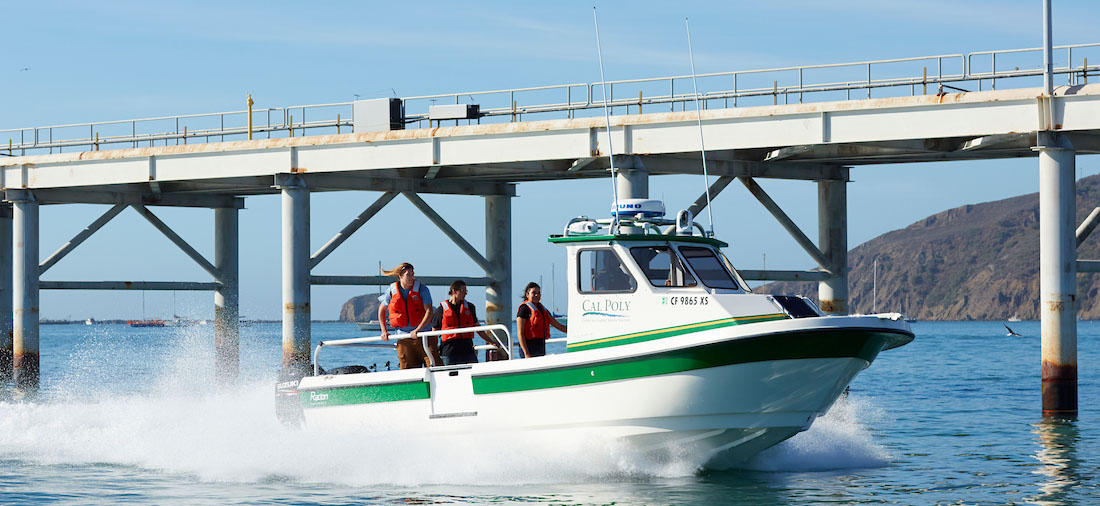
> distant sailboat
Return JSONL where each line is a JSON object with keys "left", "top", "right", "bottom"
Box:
{"left": 128, "top": 291, "right": 165, "bottom": 327}
{"left": 1008, "top": 313, "right": 1022, "bottom": 322}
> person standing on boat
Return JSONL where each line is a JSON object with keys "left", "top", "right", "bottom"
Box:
{"left": 378, "top": 262, "right": 441, "bottom": 369}
{"left": 516, "top": 282, "right": 567, "bottom": 358}
{"left": 433, "top": 280, "right": 497, "bottom": 365}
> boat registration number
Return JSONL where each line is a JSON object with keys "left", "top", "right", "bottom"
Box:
{"left": 666, "top": 296, "right": 709, "bottom": 306}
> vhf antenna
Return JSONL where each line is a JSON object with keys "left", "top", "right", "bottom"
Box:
{"left": 593, "top": 7, "right": 621, "bottom": 234}
{"left": 686, "top": 18, "right": 715, "bottom": 237}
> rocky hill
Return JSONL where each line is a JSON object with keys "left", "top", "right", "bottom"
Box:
{"left": 760, "top": 173, "right": 1100, "bottom": 320}
{"left": 340, "top": 294, "right": 382, "bottom": 322}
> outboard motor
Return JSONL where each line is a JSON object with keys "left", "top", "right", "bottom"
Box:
{"left": 275, "top": 366, "right": 308, "bottom": 427}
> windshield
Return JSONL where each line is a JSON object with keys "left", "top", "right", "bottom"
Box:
{"left": 716, "top": 250, "right": 751, "bottom": 292}
{"left": 679, "top": 246, "right": 741, "bottom": 290}
{"left": 630, "top": 246, "right": 697, "bottom": 288}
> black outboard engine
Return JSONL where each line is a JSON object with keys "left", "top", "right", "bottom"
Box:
{"left": 275, "top": 366, "right": 309, "bottom": 427}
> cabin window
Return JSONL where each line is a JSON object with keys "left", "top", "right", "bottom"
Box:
{"left": 578, "top": 248, "right": 637, "bottom": 293}
{"left": 630, "top": 246, "right": 697, "bottom": 288}
{"left": 679, "top": 246, "right": 740, "bottom": 290}
{"left": 716, "top": 250, "right": 752, "bottom": 292}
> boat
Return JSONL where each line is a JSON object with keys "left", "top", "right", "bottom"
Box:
{"left": 276, "top": 200, "right": 913, "bottom": 467}
{"left": 84, "top": 318, "right": 95, "bottom": 325}
{"left": 355, "top": 320, "right": 383, "bottom": 331}
{"left": 130, "top": 291, "right": 164, "bottom": 327}
{"left": 1008, "top": 314, "right": 1022, "bottom": 322}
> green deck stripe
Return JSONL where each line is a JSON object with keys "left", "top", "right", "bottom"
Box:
{"left": 566, "top": 313, "right": 789, "bottom": 351}
{"left": 301, "top": 380, "right": 429, "bottom": 408}
{"left": 473, "top": 329, "right": 911, "bottom": 395}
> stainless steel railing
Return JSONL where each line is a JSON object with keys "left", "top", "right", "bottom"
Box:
{"left": 312, "top": 323, "right": 513, "bottom": 374}
{"left": 4, "top": 42, "right": 1099, "bottom": 157}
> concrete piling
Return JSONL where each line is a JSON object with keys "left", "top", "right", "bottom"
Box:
{"left": 214, "top": 207, "right": 240, "bottom": 387}
{"left": 0, "top": 205, "right": 11, "bottom": 383}
{"left": 10, "top": 191, "right": 39, "bottom": 396}
{"left": 818, "top": 180, "right": 848, "bottom": 315}
{"left": 1037, "top": 133, "right": 1077, "bottom": 417}
{"left": 278, "top": 175, "right": 311, "bottom": 375}
{"left": 484, "top": 195, "right": 512, "bottom": 328}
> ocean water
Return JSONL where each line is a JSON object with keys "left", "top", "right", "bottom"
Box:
{"left": 0, "top": 320, "right": 1097, "bottom": 505}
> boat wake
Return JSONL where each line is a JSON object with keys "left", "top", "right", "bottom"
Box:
{"left": 0, "top": 383, "right": 892, "bottom": 485}
{"left": 0, "top": 381, "right": 707, "bottom": 485}
{"left": 0, "top": 328, "right": 891, "bottom": 485}
{"left": 742, "top": 395, "right": 892, "bottom": 472}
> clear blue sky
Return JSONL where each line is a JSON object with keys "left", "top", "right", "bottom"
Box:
{"left": 2, "top": 1, "right": 1099, "bottom": 320}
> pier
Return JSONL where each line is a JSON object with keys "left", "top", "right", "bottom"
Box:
{"left": 2, "top": 38, "right": 1099, "bottom": 415}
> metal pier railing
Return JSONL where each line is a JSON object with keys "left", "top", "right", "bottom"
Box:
{"left": 3, "top": 42, "right": 1099, "bottom": 157}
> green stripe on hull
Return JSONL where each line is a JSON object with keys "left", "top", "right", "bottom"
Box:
{"left": 301, "top": 381, "right": 429, "bottom": 408}
{"left": 473, "top": 329, "right": 904, "bottom": 395}
{"left": 567, "top": 313, "right": 789, "bottom": 352}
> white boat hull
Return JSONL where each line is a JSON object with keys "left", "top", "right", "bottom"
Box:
{"left": 355, "top": 321, "right": 382, "bottom": 331}
{"left": 296, "top": 316, "right": 911, "bottom": 466}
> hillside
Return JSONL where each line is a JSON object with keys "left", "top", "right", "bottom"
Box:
{"left": 760, "top": 173, "right": 1100, "bottom": 320}
{"left": 339, "top": 294, "right": 382, "bottom": 322}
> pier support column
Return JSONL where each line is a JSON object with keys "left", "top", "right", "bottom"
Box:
{"left": 214, "top": 207, "right": 239, "bottom": 387}
{"left": 818, "top": 180, "right": 848, "bottom": 315}
{"left": 0, "top": 205, "right": 11, "bottom": 383}
{"left": 9, "top": 191, "right": 38, "bottom": 396}
{"left": 616, "top": 160, "right": 648, "bottom": 234}
{"left": 616, "top": 163, "right": 649, "bottom": 200}
{"left": 278, "top": 175, "right": 310, "bottom": 375}
{"left": 485, "top": 195, "right": 512, "bottom": 333}
{"left": 1037, "top": 132, "right": 1077, "bottom": 418}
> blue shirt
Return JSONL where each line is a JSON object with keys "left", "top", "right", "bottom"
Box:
{"left": 378, "top": 282, "right": 433, "bottom": 331}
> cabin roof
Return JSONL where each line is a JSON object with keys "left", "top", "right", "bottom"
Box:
{"left": 547, "top": 234, "right": 729, "bottom": 248}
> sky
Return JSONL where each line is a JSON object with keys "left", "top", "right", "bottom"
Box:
{"left": 2, "top": 0, "right": 1099, "bottom": 320}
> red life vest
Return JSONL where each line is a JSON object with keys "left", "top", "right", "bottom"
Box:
{"left": 439, "top": 301, "right": 477, "bottom": 342}
{"left": 521, "top": 301, "right": 550, "bottom": 341}
{"left": 387, "top": 281, "right": 426, "bottom": 328}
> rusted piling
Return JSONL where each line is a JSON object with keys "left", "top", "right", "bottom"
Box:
{"left": 1038, "top": 132, "right": 1077, "bottom": 417}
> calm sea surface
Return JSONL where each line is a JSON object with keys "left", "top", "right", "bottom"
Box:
{"left": 0, "top": 320, "right": 1097, "bottom": 505}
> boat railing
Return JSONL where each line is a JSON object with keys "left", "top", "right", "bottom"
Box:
{"left": 564, "top": 215, "right": 708, "bottom": 238}
{"left": 312, "top": 324, "right": 513, "bottom": 375}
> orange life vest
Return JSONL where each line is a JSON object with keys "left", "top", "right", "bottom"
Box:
{"left": 439, "top": 301, "right": 477, "bottom": 342}
{"left": 521, "top": 301, "right": 550, "bottom": 340}
{"left": 387, "top": 281, "right": 426, "bottom": 329}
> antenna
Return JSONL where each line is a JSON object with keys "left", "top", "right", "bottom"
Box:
{"left": 686, "top": 18, "right": 715, "bottom": 237}
{"left": 593, "top": 7, "right": 621, "bottom": 234}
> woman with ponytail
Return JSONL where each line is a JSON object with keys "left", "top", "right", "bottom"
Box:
{"left": 377, "top": 262, "right": 441, "bottom": 368}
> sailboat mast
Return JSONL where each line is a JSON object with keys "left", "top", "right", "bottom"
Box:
{"left": 873, "top": 258, "right": 878, "bottom": 313}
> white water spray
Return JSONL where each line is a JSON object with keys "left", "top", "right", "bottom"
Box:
{"left": 745, "top": 395, "right": 892, "bottom": 472}
{"left": 0, "top": 325, "right": 889, "bottom": 485}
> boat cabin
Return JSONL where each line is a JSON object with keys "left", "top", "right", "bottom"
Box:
{"left": 306, "top": 200, "right": 823, "bottom": 374}
{"left": 550, "top": 200, "right": 821, "bottom": 353}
